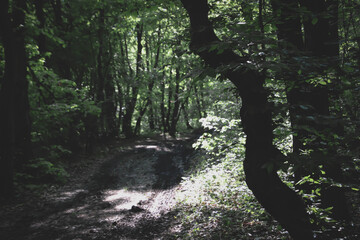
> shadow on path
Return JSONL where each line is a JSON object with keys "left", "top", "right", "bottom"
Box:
{"left": 0, "top": 134, "right": 197, "bottom": 240}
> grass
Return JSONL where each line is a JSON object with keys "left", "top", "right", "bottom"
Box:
{"left": 172, "top": 149, "right": 290, "bottom": 239}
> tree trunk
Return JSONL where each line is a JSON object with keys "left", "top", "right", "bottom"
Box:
{"left": 104, "top": 78, "right": 117, "bottom": 138}
{"left": 122, "top": 23, "right": 143, "bottom": 138}
{"left": 300, "top": 0, "right": 348, "bottom": 220}
{"left": 194, "top": 85, "right": 203, "bottom": 119}
{"left": 115, "top": 82, "right": 123, "bottom": 131}
{"left": 34, "top": 0, "right": 46, "bottom": 55}
{"left": 272, "top": 0, "right": 348, "bottom": 221}
{"left": 0, "top": 0, "right": 31, "bottom": 199}
{"left": 134, "top": 101, "right": 150, "bottom": 135}
{"left": 50, "top": 0, "right": 71, "bottom": 80}
{"left": 165, "top": 68, "right": 173, "bottom": 132}
{"left": 180, "top": 1, "right": 313, "bottom": 239}
{"left": 160, "top": 71, "right": 167, "bottom": 133}
{"left": 169, "top": 66, "right": 181, "bottom": 137}
{"left": 148, "top": 27, "right": 162, "bottom": 130}
{"left": 181, "top": 102, "right": 193, "bottom": 130}
{"left": 96, "top": 8, "right": 105, "bottom": 136}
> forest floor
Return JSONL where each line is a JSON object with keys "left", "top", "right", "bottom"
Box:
{"left": 0, "top": 134, "right": 197, "bottom": 240}
{"left": 1, "top": 133, "right": 359, "bottom": 240}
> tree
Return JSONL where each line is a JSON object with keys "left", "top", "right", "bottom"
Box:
{"left": 122, "top": 22, "right": 143, "bottom": 138}
{"left": 271, "top": 0, "right": 349, "bottom": 220}
{"left": 180, "top": 0, "right": 313, "bottom": 239}
{"left": 0, "top": 0, "right": 32, "bottom": 198}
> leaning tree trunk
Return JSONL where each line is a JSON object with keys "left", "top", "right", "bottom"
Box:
{"left": 0, "top": 0, "right": 31, "bottom": 199}
{"left": 180, "top": 1, "right": 313, "bottom": 239}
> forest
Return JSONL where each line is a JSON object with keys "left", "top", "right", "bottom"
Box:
{"left": 0, "top": 0, "right": 360, "bottom": 239}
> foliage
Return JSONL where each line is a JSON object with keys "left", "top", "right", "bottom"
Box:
{"left": 174, "top": 104, "right": 289, "bottom": 239}
{"left": 1, "top": 0, "right": 360, "bottom": 238}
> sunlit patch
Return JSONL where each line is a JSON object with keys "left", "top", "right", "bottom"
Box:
{"left": 103, "top": 189, "right": 153, "bottom": 210}
{"left": 55, "top": 189, "right": 87, "bottom": 201}
{"left": 134, "top": 144, "right": 159, "bottom": 150}
{"left": 146, "top": 188, "right": 177, "bottom": 217}
{"left": 64, "top": 204, "right": 89, "bottom": 214}
{"left": 133, "top": 144, "right": 172, "bottom": 152}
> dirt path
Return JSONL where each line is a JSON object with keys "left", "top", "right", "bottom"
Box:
{"left": 0, "top": 135, "right": 196, "bottom": 240}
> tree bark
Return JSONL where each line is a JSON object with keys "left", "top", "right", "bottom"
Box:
{"left": 180, "top": 1, "right": 313, "bottom": 239}
{"left": 169, "top": 65, "right": 181, "bottom": 137}
{"left": 160, "top": 71, "right": 167, "bottom": 134}
{"left": 122, "top": 23, "right": 143, "bottom": 138}
{"left": 181, "top": 101, "right": 193, "bottom": 130}
{"left": 272, "top": 0, "right": 348, "bottom": 221}
{"left": 194, "top": 85, "right": 203, "bottom": 119}
{"left": 300, "top": 0, "right": 348, "bottom": 221}
{"left": 165, "top": 68, "right": 173, "bottom": 132}
{"left": 0, "top": 0, "right": 31, "bottom": 199}
{"left": 148, "top": 27, "right": 162, "bottom": 130}
{"left": 96, "top": 8, "right": 105, "bottom": 136}
{"left": 34, "top": 0, "right": 46, "bottom": 55}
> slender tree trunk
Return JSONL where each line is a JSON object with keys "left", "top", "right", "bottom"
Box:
{"left": 104, "top": 77, "right": 117, "bottom": 138}
{"left": 270, "top": 0, "right": 307, "bottom": 158}
{"left": 180, "top": 1, "right": 313, "bottom": 239}
{"left": 165, "top": 68, "right": 173, "bottom": 132}
{"left": 148, "top": 27, "right": 162, "bottom": 130}
{"left": 194, "top": 85, "right": 203, "bottom": 119}
{"left": 123, "top": 23, "right": 143, "bottom": 138}
{"left": 103, "top": 38, "right": 117, "bottom": 138}
{"left": 148, "top": 100, "right": 155, "bottom": 130}
{"left": 34, "top": 0, "right": 46, "bottom": 55}
{"left": 115, "top": 82, "right": 123, "bottom": 131}
{"left": 134, "top": 100, "right": 150, "bottom": 135}
{"left": 169, "top": 66, "right": 181, "bottom": 137}
{"left": 96, "top": 8, "right": 105, "bottom": 137}
{"left": 0, "top": 0, "right": 31, "bottom": 199}
{"left": 160, "top": 73, "right": 167, "bottom": 133}
{"left": 51, "top": 0, "right": 63, "bottom": 27}
{"left": 96, "top": 7, "right": 117, "bottom": 139}
{"left": 181, "top": 102, "right": 193, "bottom": 130}
{"left": 50, "top": 0, "right": 71, "bottom": 79}
{"left": 117, "top": 34, "right": 127, "bottom": 133}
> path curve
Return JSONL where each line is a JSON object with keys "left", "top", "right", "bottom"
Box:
{"left": 0, "top": 134, "right": 196, "bottom": 240}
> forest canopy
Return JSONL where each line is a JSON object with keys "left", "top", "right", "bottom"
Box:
{"left": 1, "top": 0, "right": 360, "bottom": 239}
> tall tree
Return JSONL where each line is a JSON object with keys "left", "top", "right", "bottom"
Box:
{"left": 122, "top": 23, "right": 143, "bottom": 138}
{"left": 180, "top": 0, "right": 313, "bottom": 239}
{"left": 271, "top": 0, "right": 348, "bottom": 220}
{"left": 0, "top": 0, "right": 31, "bottom": 198}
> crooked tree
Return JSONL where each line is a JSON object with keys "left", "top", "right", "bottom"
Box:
{"left": 180, "top": 0, "right": 313, "bottom": 239}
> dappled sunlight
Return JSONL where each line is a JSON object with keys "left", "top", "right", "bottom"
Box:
{"left": 63, "top": 204, "right": 89, "bottom": 214}
{"left": 133, "top": 144, "right": 173, "bottom": 153}
{"left": 134, "top": 144, "right": 160, "bottom": 150}
{"left": 176, "top": 160, "right": 251, "bottom": 206}
{"left": 53, "top": 189, "right": 88, "bottom": 202}
{"left": 103, "top": 189, "right": 153, "bottom": 210}
{"left": 174, "top": 161, "right": 289, "bottom": 239}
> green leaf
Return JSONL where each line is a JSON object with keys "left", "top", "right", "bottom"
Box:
{"left": 318, "top": 80, "right": 327, "bottom": 85}
{"left": 311, "top": 18, "right": 318, "bottom": 25}
{"left": 209, "top": 45, "right": 218, "bottom": 52}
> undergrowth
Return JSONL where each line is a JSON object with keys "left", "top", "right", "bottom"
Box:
{"left": 173, "top": 109, "right": 290, "bottom": 239}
